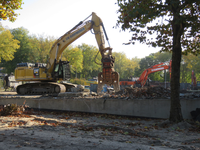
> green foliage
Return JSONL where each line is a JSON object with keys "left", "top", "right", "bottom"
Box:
{"left": 116, "top": 0, "right": 200, "bottom": 54}
{"left": 62, "top": 45, "right": 83, "bottom": 74}
{"left": 0, "top": 27, "right": 31, "bottom": 73}
{"left": 180, "top": 54, "right": 200, "bottom": 83}
{"left": 124, "top": 57, "right": 140, "bottom": 78}
{"left": 29, "top": 35, "right": 55, "bottom": 63}
{"left": 10, "top": 27, "right": 31, "bottom": 62}
{"left": 180, "top": 60, "right": 190, "bottom": 83}
{"left": 0, "top": 23, "right": 20, "bottom": 63}
{"left": 0, "top": 0, "right": 23, "bottom": 22}
{"left": 113, "top": 52, "right": 140, "bottom": 79}
{"left": 78, "top": 43, "right": 101, "bottom": 79}
{"left": 154, "top": 52, "right": 172, "bottom": 63}
{"left": 0, "top": 27, "right": 56, "bottom": 73}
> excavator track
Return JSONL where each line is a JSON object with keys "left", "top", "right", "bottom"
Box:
{"left": 16, "top": 82, "right": 67, "bottom": 95}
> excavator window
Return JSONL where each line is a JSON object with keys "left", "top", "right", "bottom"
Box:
{"left": 58, "top": 65, "right": 63, "bottom": 77}
{"left": 54, "top": 64, "right": 59, "bottom": 72}
{"left": 54, "top": 63, "right": 64, "bottom": 78}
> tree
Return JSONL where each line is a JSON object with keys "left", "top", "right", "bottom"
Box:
{"left": 154, "top": 52, "right": 172, "bottom": 63}
{"left": 78, "top": 43, "right": 101, "bottom": 79}
{"left": 134, "top": 54, "right": 161, "bottom": 81}
{"left": 182, "top": 54, "right": 200, "bottom": 83}
{"left": 134, "top": 55, "right": 155, "bottom": 77}
{"left": 29, "top": 35, "right": 55, "bottom": 63}
{"left": 112, "top": 52, "right": 140, "bottom": 79}
{"left": 2, "top": 27, "right": 31, "bottom": 73}
{"left": 124, "top": 57, "right": 140, "bottom": 78}
{"left": 154, "top": 52, "right": 172, "bottom": 82}
{"left": 0, "top": 0, "right": 23, "bottom": 22}
{"left": 112, "top": 52, "right": 128, "bottom": 79}
{"left": 116, "top": 0, "right": 200, "bottom": 122}
{"left": 0, "top": 23, "right": 20, "bottom": 64}
{"left": 62, "top": 45, "right": 83, "bottom": 78}
{"left": 179, "top": 59, "right": 189, "bottom": 83}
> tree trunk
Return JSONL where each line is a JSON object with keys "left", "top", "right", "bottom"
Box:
{"left": 169, "top": 15, "right": 184, "bottom": 122}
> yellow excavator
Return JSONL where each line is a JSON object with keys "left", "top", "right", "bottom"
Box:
{"left": 15, "top": 12, "right": 120, "bottom": 95}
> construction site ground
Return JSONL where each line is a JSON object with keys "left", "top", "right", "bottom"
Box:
{"left": 0, "top": 105, "right": 200, "bottom": 150}
{"left": 0, "top": 88, "right": 200, "bottom": 150}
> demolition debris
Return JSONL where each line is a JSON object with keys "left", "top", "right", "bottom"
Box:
{"left": 115, "top": 86, "right": 171, "bottom": 99}
{"left": 114, "top": 86, "right": 200, "bottom": 99}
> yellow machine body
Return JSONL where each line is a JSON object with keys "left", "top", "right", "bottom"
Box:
{"left": 15, "top": 64, "right": 47, "bottom": 81}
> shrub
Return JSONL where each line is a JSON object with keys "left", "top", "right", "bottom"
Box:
{"left": 70, "top": 78, "right": 86, "bottom": 85}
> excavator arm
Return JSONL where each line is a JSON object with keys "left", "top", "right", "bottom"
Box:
{"left": 46, "top": 12, "right": 119, "bottom": 93}
{"left": 46, "top": 17, "right": 93, "bottom": 74}
{"left": 91, "top": 13, "right": 119, "bottom": 93}
{"left": 120, "top": 60, "right": 171, "bottom": 88}
{"left": 137, "top": 60, "right": 172, "bottom": 87}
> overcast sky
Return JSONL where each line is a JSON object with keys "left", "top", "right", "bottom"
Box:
{"left": 1, "top": 0, "right": 160, "bottom": 59}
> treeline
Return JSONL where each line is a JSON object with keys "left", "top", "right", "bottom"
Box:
{"left": 0, "top": 25, "right": 199, "bottom": 83}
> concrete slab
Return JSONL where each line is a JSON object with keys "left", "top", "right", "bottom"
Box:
{"left": 58, "top": 92, "right": 90, "bottom": 97}
{"left": 0, "top": 96, "right": 199, "bottom": 119}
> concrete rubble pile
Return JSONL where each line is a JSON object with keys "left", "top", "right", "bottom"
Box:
{"left": 113, "top": 86, "right": 200, "bottom": 99}
{"left": 115, "top": 86, "right": 171, "bottom": 99}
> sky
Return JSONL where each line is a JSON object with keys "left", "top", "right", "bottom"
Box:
{"left": 1, "top": 0, "right": 161, "bottom": 59}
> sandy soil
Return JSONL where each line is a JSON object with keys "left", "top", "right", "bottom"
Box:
{"left": 0, "top": 110, "right": 200, "bottom": 150}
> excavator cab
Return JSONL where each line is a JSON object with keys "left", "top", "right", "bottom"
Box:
{"left": 52, "top": 60, "right": 71, "bottom": 81}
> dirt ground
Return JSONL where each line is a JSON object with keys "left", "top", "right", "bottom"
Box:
{"left": 0, "top": 91, "right": 17, "bottom": 95}
{"left": 0, "top": 91, "right": 200, "bottom": 150}
{"left": 0, "top": 109, "right": 200, "bottom": 150}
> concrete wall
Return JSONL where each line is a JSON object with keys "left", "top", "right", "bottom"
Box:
{"left": 0, "top": 97, "right": 199, "bottom": 119}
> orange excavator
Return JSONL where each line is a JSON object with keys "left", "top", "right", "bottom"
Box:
{"left": 120, "top": 60, "right": 172, "bottom": 87}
